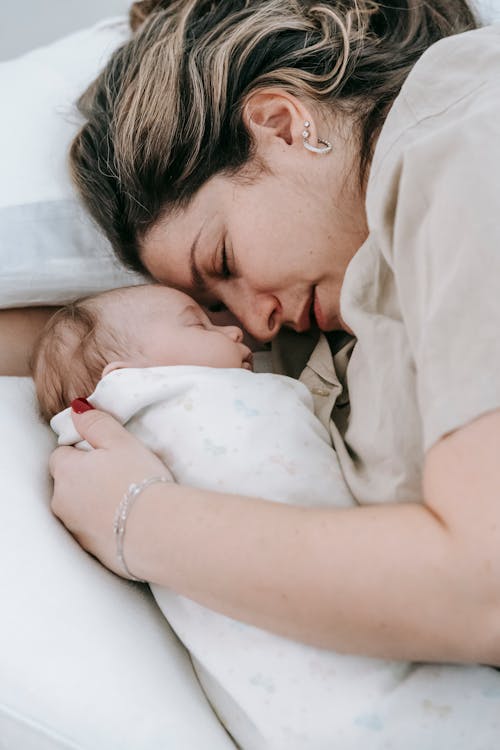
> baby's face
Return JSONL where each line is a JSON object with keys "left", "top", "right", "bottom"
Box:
{"left": 105, "top": 285, "right": 253, "bottom": 372}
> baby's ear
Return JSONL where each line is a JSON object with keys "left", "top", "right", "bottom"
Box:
{"left": 101, "top": 361, "right": 130, "bottom": 379}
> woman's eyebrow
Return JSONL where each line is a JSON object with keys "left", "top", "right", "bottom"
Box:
{"left": 190, "top": 228, "right": 208, "bottom": 294}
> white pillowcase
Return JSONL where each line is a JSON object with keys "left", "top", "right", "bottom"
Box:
{"left": 0, "top": 19, "right": 235, "bottom": 747}
{"left": 0, "top": 17, "right": 144, "bottom": 309}
{"left": 0, "top": 377, "right": 236, "bottom": 749}
{"left": 472, "top": 0, "right": 500, "bottom": 23}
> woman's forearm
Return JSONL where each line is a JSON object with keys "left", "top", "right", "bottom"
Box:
{"left": 51, "top": 408, "right": 500, "bottom": 665}
{"left": 126, "top": 480, "right": 497, "bottom": 664}
{"left": 0, "top": 307, "right": 56, "bottom": 375}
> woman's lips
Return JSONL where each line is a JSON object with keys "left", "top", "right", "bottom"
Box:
{"left": 313, "top": 288, "right": 328, "bottom": 331}
{"left": 295, "top": 291, "right": 314, "bottom": 332}
{"left": 293, "top": 287, "right": 329, "bottom": 333}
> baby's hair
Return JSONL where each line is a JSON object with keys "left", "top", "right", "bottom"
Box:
{"left": 31, "top": 295, "right": 126, "bottom": 422}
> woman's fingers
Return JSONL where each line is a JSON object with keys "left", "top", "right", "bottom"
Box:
{"left": 49, "top": 404, "right": 175, "bottom": 577}
{"left": 48, "top": 445, "right": 76, "bottom": 479}
{"left": 70, "top": 406, "right": 132, "bottom": 450}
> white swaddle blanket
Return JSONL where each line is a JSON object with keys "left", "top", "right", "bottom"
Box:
{"left": 52, "top": 366, "right": 500, "bottom": 750}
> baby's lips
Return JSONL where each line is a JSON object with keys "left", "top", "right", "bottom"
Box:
{"left": 242, "top": 350, "right": 254, "bottom": 371}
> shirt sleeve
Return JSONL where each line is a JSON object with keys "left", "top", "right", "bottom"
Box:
{"left": 387, "top": 97, "right": 500, "bottom": 450}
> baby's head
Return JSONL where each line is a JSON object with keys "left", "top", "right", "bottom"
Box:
{"left": 32, "top": 284, "right": 253, "bottom": 421}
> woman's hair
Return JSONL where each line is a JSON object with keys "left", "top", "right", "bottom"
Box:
{"left": 70, "top": 0, "right": 477, "bottom": 274}
{"left": 31, "top": 296, "right": 125, "bottom": 421}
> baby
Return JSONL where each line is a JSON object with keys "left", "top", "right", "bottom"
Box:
{"left": 33, "top": 284, "right": 353, "bottom": 510}
{"left": 32, "top": 283, "right": 254, "bottom": 422}
{"left": 31, "top": 283, "right": 499, "bottom": 750}
{"left": 30, "top": 283, "right": 373, "bottom": 746}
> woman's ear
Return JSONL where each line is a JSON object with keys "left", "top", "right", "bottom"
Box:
{"left": 243, "top": 90, "right": 313, "bottom": 150}
{"left": 101, "top": 360, "right": 131, "bottom": 379}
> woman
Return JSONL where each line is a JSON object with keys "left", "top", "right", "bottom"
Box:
{"left": 8, "top": 0, "right": 500, "bottom": 664}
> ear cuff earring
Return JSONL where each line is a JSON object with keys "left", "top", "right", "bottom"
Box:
{"left": 302, "top": 121, "right": 332, "bottom": 155}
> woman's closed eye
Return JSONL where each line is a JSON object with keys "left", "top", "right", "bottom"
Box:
{"left": 219, "top": 241, "right": 231, "bottom": 279}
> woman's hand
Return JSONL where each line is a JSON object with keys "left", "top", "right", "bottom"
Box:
{"left": 48, "top": 402, "right": 500, "bottom": 663}
{"left": 49, "top": 403, "right": 173, "bottom": 578}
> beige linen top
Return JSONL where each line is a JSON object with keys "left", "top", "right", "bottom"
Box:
{"left": 275, "top": 24, "right": 500, "bottom": 506}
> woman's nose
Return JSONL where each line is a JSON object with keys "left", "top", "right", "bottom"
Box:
{"left": 238, "top": 293, "right": 281, "bottom": 343}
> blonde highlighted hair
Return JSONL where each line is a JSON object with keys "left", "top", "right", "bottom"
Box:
{"left": 70, "top": 0, "right": 477, "bottom": 273}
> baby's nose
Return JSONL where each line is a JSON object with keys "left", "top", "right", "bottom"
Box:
{"left": 221, "top": 325, "right": 243, "bottom": 343}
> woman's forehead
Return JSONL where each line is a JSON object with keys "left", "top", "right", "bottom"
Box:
{"left": 142, "top": 211, "right": 224, "bottom": 308}
{"left": 141, "top": 177, "right": 231, "bottom": 275}
{"left": 141, "top": 213, "right": 196, "bottom": 285}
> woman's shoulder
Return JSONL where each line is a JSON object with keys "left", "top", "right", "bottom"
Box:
{"left": 401, "top": 24, "right": 500, "bottom": 120}
{"left": 368, "top": 24, "right": 500, "bottom": 193}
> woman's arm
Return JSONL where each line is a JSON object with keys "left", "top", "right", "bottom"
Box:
{"left": 0, "top": 307, "right": 56, "bottom": 375}
{"left": 50, "top": 407, "right": 500, "bottom": 665}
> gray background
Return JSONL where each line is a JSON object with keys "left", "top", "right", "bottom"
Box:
{"left": 2, "top": 1, "right": 499, "bottom": 62}
{"left": 0, "top": 0, "right": 130, "bottom": 61}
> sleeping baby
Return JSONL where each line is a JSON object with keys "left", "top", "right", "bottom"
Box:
{"left": 32, "top": 284, "right": 352, "bottom": 509}
{"left": 32, "top": 284, "right": 491, "bottom": 750}
{"left": 31, "top": 283, "right": 365, "bottom": 747}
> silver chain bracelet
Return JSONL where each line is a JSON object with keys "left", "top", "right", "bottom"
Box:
{"left": 113, "top": 476, "right": 173, "bottom": 581}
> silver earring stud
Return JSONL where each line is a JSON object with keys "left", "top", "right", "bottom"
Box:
{"left": 302, "top": 121, "right": 332, "bottom": 155}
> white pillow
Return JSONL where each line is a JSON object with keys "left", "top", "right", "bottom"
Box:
{"left": 473, "top": 0, "right": 500, "bottom": 23}
{"left": 0, "top": 376, "right": 236, "bottom": 749}
{"left": 0, "top": 17, "right": 144, "bottom": 309}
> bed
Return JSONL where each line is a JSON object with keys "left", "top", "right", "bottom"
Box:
{"left": 1, "top": 4, "right": 499, "bottom": 748}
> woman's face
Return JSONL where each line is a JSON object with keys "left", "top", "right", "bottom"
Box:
{"left": 141, "top": 134, "right": 368, "bottom": 342}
